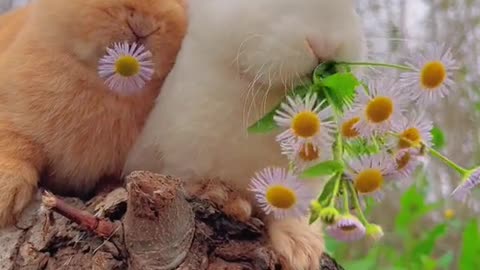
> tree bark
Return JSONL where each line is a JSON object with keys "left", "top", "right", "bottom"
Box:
{"left": 0, "top": 171, "right": 343, "bottom": 270}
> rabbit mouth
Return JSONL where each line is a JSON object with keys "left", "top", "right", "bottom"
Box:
{"left": 127, "top": 21, "right": 160, "bottom": 44}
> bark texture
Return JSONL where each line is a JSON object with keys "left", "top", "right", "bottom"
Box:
{"left": 0, "top": 171, "right": 344, "bottom": 270}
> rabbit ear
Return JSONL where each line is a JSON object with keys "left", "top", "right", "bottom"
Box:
{"left": 177, "top": 0, "right": 187, "bottom": 9}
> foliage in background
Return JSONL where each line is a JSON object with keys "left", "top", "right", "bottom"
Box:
{"left": 326, "top": 169, "right": 480, "bottom": 270}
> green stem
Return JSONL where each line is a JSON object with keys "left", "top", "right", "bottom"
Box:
{"left": 347, "top": 181, "right": 369, "bottom": 225}
{"left": 322, "top": 82, "right": 346, "bottom": 208}
{"left": 337, "top": 61, "right": 414, "bottom": 72}
{"left": 288, "top": 162, "right": 295, "bottom": 172}
{"left": 342, "top": 181, "right": 349, "bottom": 213}
{"left": 329, "top": 173, "right": 342, "bottom": 207}
{"left": 427, "top": 147, "right": 469, "bottom": 176}
{"left": 322, "top": 88, "right": 344, "bottom": 160}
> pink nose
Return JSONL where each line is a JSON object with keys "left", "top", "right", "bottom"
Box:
{"left": 305, "top": 37, "right": 338, "bottom": 61}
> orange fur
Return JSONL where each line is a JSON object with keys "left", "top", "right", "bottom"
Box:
{"left": 0, "top": 6, "right": 30, "bottom": 53}
{"left": 0, "top": 0, "right": 186, "bottom": 227}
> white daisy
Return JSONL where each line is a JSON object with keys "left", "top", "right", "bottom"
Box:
{"left": 393, "top": 149, "right": 420, "bottom": 179}
{"left": 248, "top": 167, "right": 315, "bottom": 220}
{"left": 349, "top": 79, "right": 409, "bottom": 138}
{"left": 280, "top": 138, "right": 333, "bottom": 171}
{"left": 326, "top": 214, "right": 366, "bottom": 242}
{"left": 98, "top": 41, "right": 154, "bottom": 95}
{"left": 399, "top": 44, "right": 458, "bottom": 105}
{"left": 451, "top": 168, "right": 480, "bottom": 203}
{"left": 391, "top": 113, "right": 433, "bottom": 149}
{"left": 346, "top": 152, "right": 396, "bottom": 200}
{"left": 274, "top": 93, "right": 335, "bottom": 153}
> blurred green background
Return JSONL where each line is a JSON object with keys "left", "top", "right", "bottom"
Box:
{"left": 326, "top": 175, "right": 480, "bottom": 270}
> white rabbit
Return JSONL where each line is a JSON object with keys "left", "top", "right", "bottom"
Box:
{"left": 124, "top": 0, "right": 366, "bottom": 269}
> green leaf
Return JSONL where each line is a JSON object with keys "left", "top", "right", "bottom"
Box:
{"left": 420, "top": 255, "right": 437, "bottom": 270}
{"left": 308, "top": 210, "right": 320, "bottom": 224}
{"left": 316, "top": 176, "right": 337, "bottom": 207}
{"left": 395, "top": 185, "right": 427, "bottom": 233}
{"left": 345, "top": 139, "right": 381, "bottom": 157}
{"left": 324, "top": 236, "right": 342, "bottom": 256}
{"left": 438, "top": 251, "right": 454, "bottom": 269}
{"left": 413, "top": 223, "right": 448, "bottom": 256}
{"left": 313, "top": 61, "right": 339, "bottom": 81}
{"left": 459, "top": 219, "right": 480, "bottom": 270}
{"left": 431, "top": 126, "right": 446, "bottom": 150}
{"left": 247, "top": 104, "right": 279, "bottom": 133}
{"left": 320, "top": 73, "right": 359, "bottom": 111}
{"left": 301, "top": 160, "right": 344, "bottom": 179}
{"left": 342, "top": 246, "right": 379, "bottom": 270}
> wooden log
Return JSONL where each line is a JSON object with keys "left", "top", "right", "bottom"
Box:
{"left": 0, "top": 171, "right": 344, "bottom": 270}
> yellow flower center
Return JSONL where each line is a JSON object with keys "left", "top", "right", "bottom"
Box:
{"left": 298, "top": 143, "right": 320, "bottom": 161}
{"left": 396, "top": 152, "right": 411, "bottom": 170}
{"left": 265, "top": 185, "right": 297, "bottom": 209}
{"left": 354, "top": 169, "right": 384, "bottom": 194}
{"left": 444, "top": 209, "right": 455, "bottom": 220}
{"left": 115, "top": 56, "right": 140, "bottom": 77}
{"left": 365, "top": 97, "right": 394, "bottom": 123}
{"left": 420, "top": 61, "right": 447, "bottom": 90}
{"left": 291, "top": 111, "right": 320, "bottom": 138}
{"left": 341, "top": 117, "right": 361, "bottom": 138}
{"left": 398, "top": 128, "right": 421, "bottom": 149}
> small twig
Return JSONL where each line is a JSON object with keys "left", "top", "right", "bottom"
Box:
{"left": 41, "top": 191, "right": 117, "bottom": 238}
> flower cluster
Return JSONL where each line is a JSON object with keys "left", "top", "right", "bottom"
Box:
{"left": 248, "top": 44, "right": 479, "bottom": 243}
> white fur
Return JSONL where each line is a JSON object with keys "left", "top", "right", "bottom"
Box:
{"left": 124, "top": 1, "right": 366, "bottom": 268}
{"left": 124, "top": 0, "right": 366, "bottom": 185}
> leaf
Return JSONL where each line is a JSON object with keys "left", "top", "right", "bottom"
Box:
{"left": 247, "top": 104, "right": 279, "bottom": 133}
{"left": 308, "top": 210, "right": 320, "bottom": 224}
{"left": 342, "top": 246, "right": 379, "bottom": 270}
{"left": 300, "top": 160, "right": 344, "bottom": 179}
{"left": 345, "top": 139, "right": 381, "bottom": 157}
{"left": 431, "top": 126, "right": 446, "bottom": 150}
{"left": 316, "top": 176, "right": 337, "bottom": 207}
{"left": 438, "top": 251, "right": 454, "bottom": 269}
{"left": 313, "top": 61, "right": 339, "bottom": 80}
{"left": 459, "top": 219, "right": 480, "bottom": 270}
{"left": 420, "top": 255, "right": 438, "bottom": 270}
{"left": 247, "top": 85, "right": 312, "bottom": 134}
{"left": 320, "top": 73, "right": 359, "bottom": 111}
{"left": 324, "top": 237, "right": 342, "bottom": 256}
{"left": 395, "top": 185, "right": 427, "bottom": 233}
{"left": 413, "top": 223, "right": 448, "bottom": 256}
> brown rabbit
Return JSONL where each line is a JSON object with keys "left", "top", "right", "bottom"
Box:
{"left": 0, "top": 5, "right": 29, "bottom": 53}
{"left": 0, "top": 0, "right": 187, "bottom": 227}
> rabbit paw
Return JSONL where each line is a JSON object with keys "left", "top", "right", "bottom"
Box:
{"left": 0, "top": 172, "right": 37, "bottom": 227}
{"left": 185, "top": 180, "right": 252, "bottom": 222}
{"left": 268, "top": 218, "right": 324, "bottom": 270}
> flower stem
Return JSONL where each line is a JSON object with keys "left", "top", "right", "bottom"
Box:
{"left": 342, "top": 181, "right": 349, "bottom": 213}
{"left": 329, "top": 173, "right": 342, "bottom": 207}
{"left": 347, "top": 181, "right": 369, "bottom": 225}
{"left": 427, "top": 147, "right": 469, "bottom": 176}
{"left": 336, "top": 61, "right": 414, "bottom": 72}
{"left": 321, "top": 82, "right": 346, "bottom": 208}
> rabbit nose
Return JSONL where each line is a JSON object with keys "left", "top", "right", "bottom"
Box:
{"left": 305, "top": 37, "right": 339, "bottom": 62}
{"left": 127, "top": 13, "right": 159, "bottom": 40}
